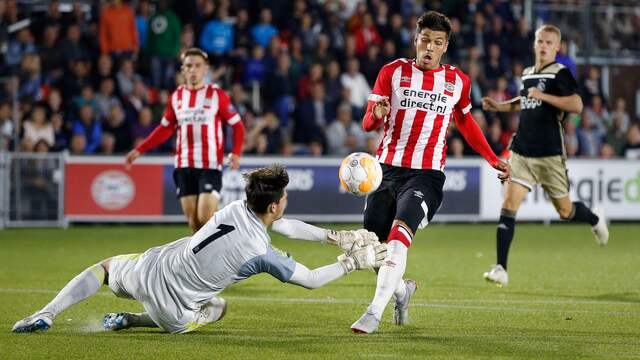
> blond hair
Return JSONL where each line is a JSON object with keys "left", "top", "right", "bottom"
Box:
{"left": 535, "top": 24, "right": 562, "bottom": 41}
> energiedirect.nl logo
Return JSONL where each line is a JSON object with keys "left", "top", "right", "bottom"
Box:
{"left": 91, "top": 170, "right": 135, "bottom": 210}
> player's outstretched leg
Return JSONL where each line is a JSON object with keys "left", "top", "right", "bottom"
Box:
{"left": 484, "top": 209, "right": 515, "bottom": 287}
{"left": 103, "top": 312, "right": 158, "bottom": 331}
{"left": 393, "top": 279, "right": 417, "bottom": 325}
{"left": 352, "top": 224, "right": 411, "bottom": 334}
{"left": 13, "top": 263, "right": 106, "bottom": 333}
{"left": 555, "top": 198, "right": 608, "bottom": 245}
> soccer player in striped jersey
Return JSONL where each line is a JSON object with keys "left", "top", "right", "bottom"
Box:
{"left": 350, "top": 11, "right": 510, "bottom": 334}
{"left": 13, "top": 165, "right": 387, "bottom": 334}
{"left": 125, "top": 47, "right": 245, "bottom": 233}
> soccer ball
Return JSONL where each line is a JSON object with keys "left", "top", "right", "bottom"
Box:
{"left": 338, "top": 152, "right": 383, "bottom": 196}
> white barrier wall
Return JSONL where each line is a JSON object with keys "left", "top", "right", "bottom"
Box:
{"left": 56, "top": 155, "right": 640, "bottom": 224}
{"left": 480, "top": 159, "right": 640, "bottom": 221}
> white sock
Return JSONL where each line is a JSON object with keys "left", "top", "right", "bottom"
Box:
{"left": 39, "top": 263, "right": 105, "bottom": 319}
{"left": 393, "top": 277, "right": 408, "bottom": 301}
{"left": 368, "top": 239, "right": 408, "bottom": 319}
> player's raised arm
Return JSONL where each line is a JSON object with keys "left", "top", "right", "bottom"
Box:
{"left": 125, "top": 92, "right": 178, "bottom": 167}
{"left": 362, "top": 63, "right": 393, "bottom": 131}
{"left": 271, "top": 218, "right": 380, "bottom": 253}
{"left": 217, "top": 88, "right": 245, "bottom": 170}
{"left": 455, "top": 72, "right": 510, "bottom": 181}
{"left": 482, "top": 96, "right": 521, "bottom": 113}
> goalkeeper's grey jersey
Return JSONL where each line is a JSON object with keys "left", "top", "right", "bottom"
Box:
{"left": 141, "top": 200, "right": 296, "bottom": 309}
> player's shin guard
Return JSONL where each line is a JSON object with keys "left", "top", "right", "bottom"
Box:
{"left": 496, "top": 209, "right": 516, "bottom": 270}
{"left": 568, "top": 201, "right": 599, "bottom": 226}
{"left": 39, "top": 263, "right": 105, "bottom": 319}
{"left": 368, "top": 224, "right": 411, "bottom": 319}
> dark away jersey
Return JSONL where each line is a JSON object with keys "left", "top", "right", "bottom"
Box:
{"left": 511, "top": 62, "right": 578, "bottom": 157}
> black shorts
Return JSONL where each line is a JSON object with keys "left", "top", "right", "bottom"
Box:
{"left": 173, "top": 168, "right": 222, "bottom": 198}
{"left": 363, "top": 164, "right": 445, "bottom": 241}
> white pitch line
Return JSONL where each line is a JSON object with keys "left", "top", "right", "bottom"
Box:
{"left": 1, "top": 288, "right": 639, "bottom": 317}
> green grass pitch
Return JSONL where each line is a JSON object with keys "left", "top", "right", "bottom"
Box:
{"left": 1, "top": 223, "right": 639, "bottom": 359}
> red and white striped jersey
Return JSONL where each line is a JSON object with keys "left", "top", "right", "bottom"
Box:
{"left": 161, "top": 84, "right": 242, "bottom": 170}
{"left": 368, "top": 58, "right": 472, "bottom": 171}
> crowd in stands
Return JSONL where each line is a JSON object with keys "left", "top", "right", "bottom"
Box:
{"left": 0, "top": 0, "right": 639, "bottom": 160}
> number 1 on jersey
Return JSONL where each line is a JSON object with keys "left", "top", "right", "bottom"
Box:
{"left": 192, "top": 224, "right": 236, "bottom": 254}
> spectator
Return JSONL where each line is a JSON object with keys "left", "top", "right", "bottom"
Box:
{"left": 99, "top": 0, "right": 139, "bottom": 59}
{"left": 388, "top": 13, "right": 408, "bottom": 58}
{"left": 18, "top": 54, "right": 43, "bottom": 101}
{"left": 102, "top": 104, "right": 131, "bottom": 153}
{"left": 251, "top": 8, "right": 278, "bottom": 48}
{"left": 484, "top": 43, "right": 508, "bottom": 84}
{"left": 296, "top": 13, "right": 316, "bottom": 52}
{"left": 623, "top": 123, "right": 640, "bottom": 159}
{"left": 340, "top": 57, "right": 370, "bottom": 115}
{"left": 135, "top": 0, "right": 151, "bottom": 52}
{"left": 131, "top": 106, "right": 155, "bottom": 148}
{"left": 72, "top": 84, "right": 99, "bottom": 115}
{"left": 199, "top": 7, "right": 233, "bottom": 56}
{"left": 293, "top": 81, "right": 330, "bottom": 145}
{"left": 72, "top": 104, "right": 102, "bottom": 153}
{"left": 576, "top": 111, "right": 604, "bottom": 157}
{"left": 242, "top": 45, "right": 267, "bottom": 85}
{"left": 147, "top": 0, "right": 182, "bottom": 89}
{"left": 22, "top": 104, "right": 54, "bottom": 151}
{"left": 95, "top": 78, "right": 121, "bottom": 120}
{"left": 229, "top": 83, "right": 251, "bottom": 116}
{"left": 361, "top": 45, "right": 384, "bottom": 86}
{"left": 605, "top": 112, "right": 627, "bottom": 156}
{"left": 0, "top": 101, "right": 14, "bottom": 150}
{"left": 50, "top": 113, "right": 68, "bottom": 151}
{"left": 39, "top": 24, "right": 65, "bottom": 84}
{"left": 310, "top": 34, "right": 335, "bottom": 68}
{"left": 324, "top": 60, "right": 343, "bottom": 116}
{"left": 353, "top": 13, "right": 382, "bottom": 57}
{"left": 100, "top": 132, "right": 116, "bottom": 154}
{"left": 599, "top": 143, "right": 616, "bottom": 159}
{"left": 61, "top": 59, "right": 91, "bottom": 107}
{"left": 297, "top": 63, "right": 323, "bottom": 100}
{"left": 69, "top": 133, "right": 87, "bottom": 154}
{"left": 564, "top": 117, "right": 579, "bottom": 157}
{"left": 92, "top": 54, "right": 116, "bottom": 87}
{"left": 263, "top": 54, "right": 295, "bottom": 128}
{"left": 45, "top": 88, "right": 65, "bottom": 118}
{"left": 611, "top": 97, "right": 630, "bottom": 132}
{"left": 59, "top": 23, "right": 89, "bottom": 65}
{"left": 122, "top": 79, "right": 149, "bottom": 123}
{"left": 116, "top": 58, "right": 143, "bottom": 97}
{"left": 5, "top": 28, "right": 36, "bottom": 72}
{"left": 585, "top": 95, "right": 609, "bottom": 131}
{"left": 486, "top": 120, "right": 505, "bottom": 156}
{"left": 579, "top": 66, "right": 605, "bottom": 106}
{"left": 555, "top": 39, "right": 577, "bottom": 77}
{"left": 326, "top": 102, "right": 366, "bottom": 155}
{"left": 232, "top": 8, "right": 252, "bottom": 57}
{"left": 254, "top": 111, "right": 283, "bottom": 155}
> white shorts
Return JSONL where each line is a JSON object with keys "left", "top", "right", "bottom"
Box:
{"left": 107, "top": 252, "right": 216, "bottom": 333}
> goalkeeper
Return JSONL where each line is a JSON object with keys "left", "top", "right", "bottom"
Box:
{"left": 13, "top": 165, "right": 385, "bottom": 334}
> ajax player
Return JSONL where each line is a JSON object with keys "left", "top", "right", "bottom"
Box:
{"left": 13, "top": 165, "right": 386, "bottom": 334}
{"left": 126, "top": 48, "right": 245, "bottom": 233}
{"left": 481, "top": 25, "right": 608, "bottom": 287}
{"left": 351, "top": 11, "right": 510, "bottom": 333}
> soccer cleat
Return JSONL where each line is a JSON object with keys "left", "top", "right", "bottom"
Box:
{"left": 350, "top": 306, "right": 380, "bottom": 334}
{"left": 103, "top": 312, "right": 130, "bottom": 331}
{"left": 12, "top": 313, "right": 53, "bottom": 333}
{"left": 483, "top": 264, "right": 509, "bottom": 287}
{"left": 591, "top": 207, "right": 609, "bottom": 246}
{"left": 393, "top": 279, "right": 417, "bottom": 325}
